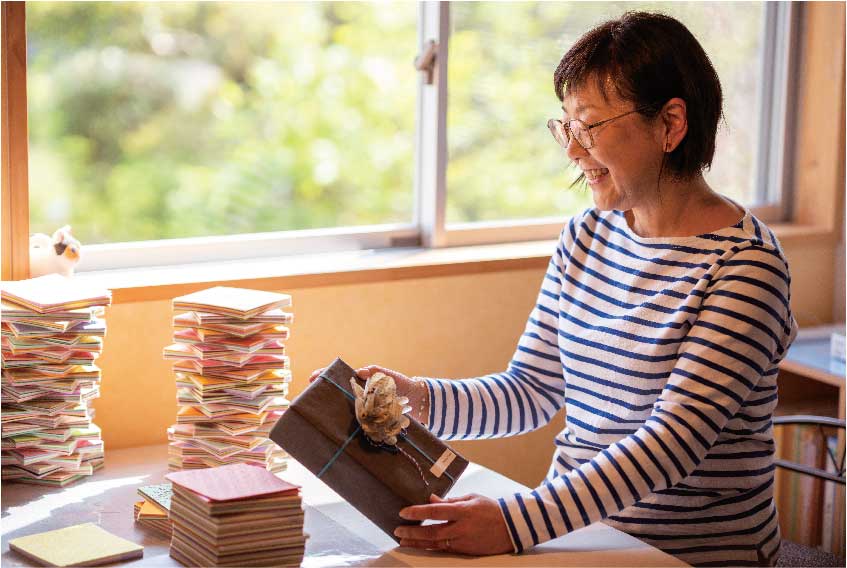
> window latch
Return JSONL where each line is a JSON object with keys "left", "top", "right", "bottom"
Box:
{"left": 414, "top": 39, "right": 438, "bottom": 85}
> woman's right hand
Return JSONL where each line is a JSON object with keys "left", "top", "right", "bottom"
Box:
{"left": 307, "top": 364, "right": 429, "bottom": 424}
{"left": 355, "top": 364, "right": 414, "bottom": 390}
{"left": 307, "top": 364, "right": 413, "bottom": 389}
{"left": 307, "top": 367, "right": 326, "bottom": 383}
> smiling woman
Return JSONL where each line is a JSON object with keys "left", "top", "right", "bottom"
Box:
{"left": 552, "top": 12, "right": 742, "bottom": 238}
{"left": 357, "top": 11, "right": 797, "bottom": 567}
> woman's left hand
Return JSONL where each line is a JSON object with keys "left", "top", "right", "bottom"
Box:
{"left": 394, "top": 493, "right": 514, "bottom": 556}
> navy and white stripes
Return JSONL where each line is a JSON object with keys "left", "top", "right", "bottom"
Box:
{"left": 424, "top": 208, "right": 797, "bottom": 567}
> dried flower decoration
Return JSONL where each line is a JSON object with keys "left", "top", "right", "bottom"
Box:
{"left": 350, "top": 372, "right": 411, "bottom": 446}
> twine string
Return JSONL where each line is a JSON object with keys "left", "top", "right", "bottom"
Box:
{"left": 314, "top": 371, "right": 454, "bottom": 484}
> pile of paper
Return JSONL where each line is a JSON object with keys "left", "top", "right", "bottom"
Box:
{"left": 167, "top": 463, "right": 305, "bottom": 567}
{"left": 134, "top": 482, "right": 173, "bottom": 537}
{"left": 10, "top": 523, "right": 143, "bottom": 566}
{"left": 165, "top": 286, "right": 293, "bottom": 472}
{"left": 1, "top": 274, "right": 111, "bottom": 486}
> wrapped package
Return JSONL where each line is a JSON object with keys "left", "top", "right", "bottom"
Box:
{"left": 269, "top": 357, "right": 468, "bottom": 540}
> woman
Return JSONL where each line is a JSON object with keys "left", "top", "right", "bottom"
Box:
{"left": 312, "top": 12, "right": 796, "bottom": 567}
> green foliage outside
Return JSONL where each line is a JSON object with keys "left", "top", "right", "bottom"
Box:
{"left": 27, "top": 2, "right": 763, "bottom": 245}
{"left": 447, "top": 1, "right": 764, "bottom": 223}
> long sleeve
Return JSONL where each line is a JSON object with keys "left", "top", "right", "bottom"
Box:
{"left": 422, "top": 217, "right": 582, "bottom": 440}
{"left": 496, "top": 243, "right": 797, "bottom": 552}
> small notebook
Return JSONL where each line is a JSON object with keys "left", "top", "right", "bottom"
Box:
{"left": 9, "top": 522, "right": 143, "bottom": 566}
{"left": 165, "top": 462, "right": 299, "bottom": 502}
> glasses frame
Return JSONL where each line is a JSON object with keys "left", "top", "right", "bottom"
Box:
{"left": 547, "top": 104, "right": 657, "bottom": 150}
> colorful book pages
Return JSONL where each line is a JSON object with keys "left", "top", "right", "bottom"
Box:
{"left": 2, "top": 277, "right": 108, "bottom": 487}
{"left": 133, "top": 501, "right": 172, "bottom": 538}
{"left": 168, "top": 468, "right": 304, "bottom": 567}
{"left": 167, "top": 287, "right": 292, "bottom": 474}
{"left": 9, "top": 523, "right": 142, "bottom": 566}
{"left": 187, "top": 308, "right": 294, "bottom": 326}
{"left": 173, "top": 311, "right": 292, "bottom": 332}
{"left": 133, "top": 483, "right": 174, "bottom": 537}
{"left": 137, "top": 499, "right": 167, "bottom": 519}
{"left": 166, "top": 462, "right": 299, "bottom": 502}
{"left": 172, "top": 287, "right": 291, "bottom": 320}
{"left": 1, "top": 274, "right": 111, "bottom": 314}
{"left": 138, "top": 482, "right": 173, "bottom": 511}
{"left": 1, "top": 302, "right": 97, "bottom": 323}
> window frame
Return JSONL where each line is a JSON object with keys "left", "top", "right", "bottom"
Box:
{"left": 4, "top": 1, "right": 801, "bottom": 275}
{"left": 438, "top": 1, "right": 797, "bottom": 246}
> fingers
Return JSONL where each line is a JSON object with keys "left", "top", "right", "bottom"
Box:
{"left": 399, "top": 502, "right": 466, "bottom": 522}
{"left": 315, "top": 364, "right": 409, "bottom": 384}
{"left": 355, "top": 366, "right": 374, "bottom": 379}
{"left": 430, "top": 493, "right": 474, "bottom": 504}
{"left": 398, "top": 538, "right": 455, "bottom": 552}
{"left": 398, "top": 538, "right": 436, "bottom": 550}
{"left": 356, "top": 365, "right": 409, "bottom": 384}
{"left": 394, "top": 521, "right": 458, "bottom": 542}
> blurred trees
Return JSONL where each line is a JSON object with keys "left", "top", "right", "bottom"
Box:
{"left": 27, "top": 2, "right": 762, "bottom": 244}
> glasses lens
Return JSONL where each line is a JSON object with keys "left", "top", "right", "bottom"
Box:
{"left": 547, "top": 119, "right": 569, "bottom": 148}
{"left": 569, "top": 120, "right": 592, "bottom": 149}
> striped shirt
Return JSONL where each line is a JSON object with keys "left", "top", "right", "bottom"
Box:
{"left": 424, "top": 208, "right": 797, "bottom": 567}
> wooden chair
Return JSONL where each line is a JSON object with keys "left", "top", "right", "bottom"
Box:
{"left": 773, "top": 415, "right": 845, "bottom": 567}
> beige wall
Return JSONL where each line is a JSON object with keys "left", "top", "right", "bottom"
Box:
{"left": 92, "top": 0, "right": 847, "bottom": 477}
{"left": 94, "top": 235, "right": 839, "bottom": 488}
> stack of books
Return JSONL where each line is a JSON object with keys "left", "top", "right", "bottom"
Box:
{"left": 0, "top": 274, "right": 111, "bottom": 486}
{"left": 134, "top": 482, "right": 173, "bottom": 537}
{"left": 166, "top": 463, "right": 305, "bottom": 567}
{"left": 165, "top": 286, "right": 293, "bottom": 472}
{"left": 10, "top": 523, "right": 143, "bottom": 566}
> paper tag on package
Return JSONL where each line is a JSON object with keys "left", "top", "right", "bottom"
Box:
{"left": 430, "top": 449, "right": 457, "bottom": 478}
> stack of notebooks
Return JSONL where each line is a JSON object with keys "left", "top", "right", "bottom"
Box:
{"left": 0, "top": 274, "right": 111, "bottom": 486}
{"left": 164, "top": 286, "right": 293, "bottom": 472}
{"left": 10, "top": 523, "right": 143, "bottom": 566}
{"left": 134, "top": 483, "right": 173, "bottom": 537}
{"left": 166, "top": 463, "right": 305, "bottom": 567}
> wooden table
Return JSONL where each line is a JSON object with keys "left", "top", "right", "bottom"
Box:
{"left": 1, "top": 445, "right": 686, "bottom": 567}
{"left": 779, "top": 324, "right": 846, "bottom": 419}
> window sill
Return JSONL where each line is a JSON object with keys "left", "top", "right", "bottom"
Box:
{"left": 72, "top": 222, "right": 836, "bottom": 305}
{"left": 74, "top": 239, "right": 556, "bottom": 304}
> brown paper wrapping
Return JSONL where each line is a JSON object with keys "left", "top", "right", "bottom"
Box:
{"left": 269, "top": 357, "right": 468, "bottom": 541}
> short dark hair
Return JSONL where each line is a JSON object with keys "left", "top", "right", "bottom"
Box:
{"left": 553, "top": 11, "right": 723, "bottom": 179}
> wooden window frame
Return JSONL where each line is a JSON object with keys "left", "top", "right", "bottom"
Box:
{"left": 2, "top": 2, "right": 843, "bottom": 278}
{"left": 1, "top": 1, "right": 29, "bottom": 280}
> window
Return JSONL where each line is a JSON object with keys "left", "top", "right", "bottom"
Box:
{"left": 21, "top": 2, "right": 795, "bottom": 271}
{"left": 446, "top": 2, "right": 775, "bottom": 225}
{"left": 26, "top": 2, "right": 419, "bottom": 267}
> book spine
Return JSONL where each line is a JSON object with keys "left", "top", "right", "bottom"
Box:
{"left": 788, "top": 424, "right": 801, "bottom": 541}
{"left": 797, "top": 425, "right": 825, "bottom": 546}
{"left": 820, "top": 434, "right": 836, "bottom": 552}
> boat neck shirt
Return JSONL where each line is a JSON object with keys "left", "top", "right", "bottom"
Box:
{"left": 424, "top": 207, "right": 798, "bottom": 567}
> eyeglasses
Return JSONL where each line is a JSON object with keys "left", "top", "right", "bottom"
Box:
{"left": 547, "top": 104, "right": 654, "bottom": 150}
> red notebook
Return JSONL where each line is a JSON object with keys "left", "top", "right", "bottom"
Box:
{"left": 165, "top": 462, "right": 299, "bottom": 502}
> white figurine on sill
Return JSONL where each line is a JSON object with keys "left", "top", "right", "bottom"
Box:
{"left": 29, "top": 225, "right": 82, "bottom": 278}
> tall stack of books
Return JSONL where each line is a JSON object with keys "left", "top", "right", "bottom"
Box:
{"left": 165, "top": 286, "right": 293, "bottom": 473}
{"left": 166, "top": 463, "right": 305, "bottom": 567}
{"left": 0, "top": 274, "right": 111, "bottom": 486}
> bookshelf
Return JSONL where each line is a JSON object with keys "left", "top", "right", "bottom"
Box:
{"left": 778, "top": 325, "right": 845, "bottom": 419}
{"left": 775, "top": 325, "right": 845, "bottom": 557}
